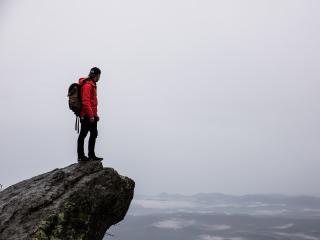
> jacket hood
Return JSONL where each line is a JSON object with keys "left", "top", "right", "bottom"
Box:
{"left": 79, "top": 77, "right": 87, "bottom": 85}
{"left": 79, "top": 77, "right": 95, "bottom": 86}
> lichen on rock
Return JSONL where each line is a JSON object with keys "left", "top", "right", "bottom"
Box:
{"left": 0, "top": 161, "right": 135, "bottom": 240}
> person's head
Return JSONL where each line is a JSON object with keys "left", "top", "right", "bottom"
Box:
{"left": 88, "top": 67, "right": 101, "bottom": 82}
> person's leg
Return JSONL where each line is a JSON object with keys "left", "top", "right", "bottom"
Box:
{"left": 88, "top": 120, "right": 98, "bottom": 158}
{"left": 77, "top": 118, "right": 90, "bottom": 159}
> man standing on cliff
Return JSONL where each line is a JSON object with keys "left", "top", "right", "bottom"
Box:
{"left": 77, "top": 67, "right": 103, "bottom": 162}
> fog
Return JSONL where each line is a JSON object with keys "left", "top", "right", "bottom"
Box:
{"left": 1, "top": 0, "right": 320, "bottom": 196}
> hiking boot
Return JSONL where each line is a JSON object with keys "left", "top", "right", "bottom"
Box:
{"left": 78, "top": 155, "right": 90, "bottom": 162}
{"left": 89, "top": 155, "right": 103, "bottom": 161}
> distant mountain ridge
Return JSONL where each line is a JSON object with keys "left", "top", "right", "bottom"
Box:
{"left": 130, "top": 192, "right": 320, "bottom": 218}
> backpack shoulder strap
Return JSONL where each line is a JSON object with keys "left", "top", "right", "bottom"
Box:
{"left": 80, "top": 78, "right": 90, "bottom": 87}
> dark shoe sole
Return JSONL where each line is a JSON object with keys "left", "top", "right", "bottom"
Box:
{"left": 78, "top": 156, "right": 90, "bottom": 162}
{"left": 89, "top": 157, "right": 103, "bottom": 161}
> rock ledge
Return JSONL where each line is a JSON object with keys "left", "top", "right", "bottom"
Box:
{"left": 0, "top": 161, "right": 135, "bottom": 240}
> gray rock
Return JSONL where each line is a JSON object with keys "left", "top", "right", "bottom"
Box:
{"left": 0, "top": 161, "right": 135, "bottom": 240}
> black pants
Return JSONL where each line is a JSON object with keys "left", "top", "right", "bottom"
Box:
{"left": 77, "top": 117, "right": 98, "bottom": 157}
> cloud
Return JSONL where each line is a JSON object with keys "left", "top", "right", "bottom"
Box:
{"left": 273, "top": 232, "right": 318, "bottom": 240}
{"left": 151, "top": 218, "right": 195, "bottom": 230}
{"left": 152, "top": 218, "right": 232, "bottom": 232}
{"left": 273, "top": 223, "right": 294, "bottom": 229}
{"left": 254, "top": 209, "right": 288, "bottom": 215}
{"left": 198, "top": 235, "right": 243, "bottom": 240}
{"left": 198, "top": 236, "right": 224, "bottom": 240}
{"left": 133, "top": 199, "right": 196, "bottom": 209}
{"left": 201, "top": 224, "right": 231, "bottom": 231}
{"left": 303, "top": 208, "right": 320, "bottom": 213}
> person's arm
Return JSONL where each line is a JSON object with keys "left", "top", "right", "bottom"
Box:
{"left": 81, "top": 83, "right": 94, "bottom": 120}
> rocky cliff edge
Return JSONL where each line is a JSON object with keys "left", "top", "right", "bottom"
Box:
{"left": 0, "top": 161, "right": 135, "bottom": 240}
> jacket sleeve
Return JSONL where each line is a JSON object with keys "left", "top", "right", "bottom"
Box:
{"left": 81, "top": 83, "right": 94, "bottom": 118}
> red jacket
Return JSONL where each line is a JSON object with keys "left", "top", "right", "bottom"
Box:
{"left": 79, "top": 78, "right": 98, "bottom": 118}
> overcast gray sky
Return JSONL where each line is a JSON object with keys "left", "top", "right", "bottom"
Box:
{"left": 1, "top": 0, "right": 320, "bottom": 196}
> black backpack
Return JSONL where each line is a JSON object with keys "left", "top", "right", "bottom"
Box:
{"left": 68, "top": 79, "right": 88, "bottom": 132}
